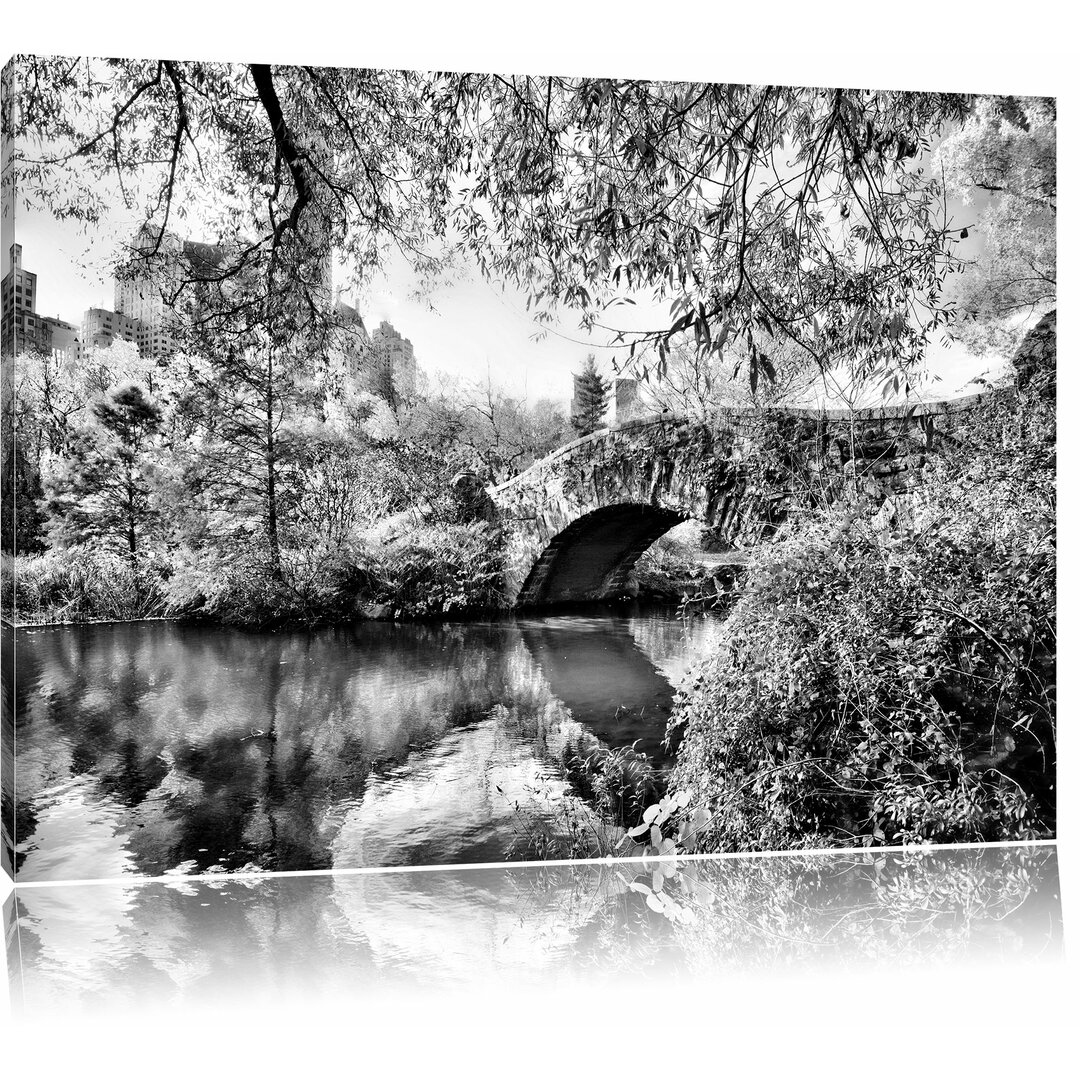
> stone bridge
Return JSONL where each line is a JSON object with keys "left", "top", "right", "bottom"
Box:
{"left": 484, "top": 393, "right": 994, "bottom": 609}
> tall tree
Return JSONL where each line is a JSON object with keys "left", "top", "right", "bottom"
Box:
{"left": 2, "top": 358, "right": 46, "bottom": 553}
{"left": 161, "top": 328, "right": 323, "bottom": 573}
{"left": 43, "top": 383, "right": 163, "bottom": 563}
{"left": 571, "top": 354, "right": 611, "bottom": 436}
{"left": 934, "top": 95, "right": 1056, "bottom": 356}
{"left": 12, "top": 348, "right": 87, "bottom": 460}
{"left": 0, "top": 417, "right": 45, "bottom": 554}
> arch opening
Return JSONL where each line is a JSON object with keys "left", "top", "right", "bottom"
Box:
{"left": 515, "top": 503, "right": 688, "bottom": 608}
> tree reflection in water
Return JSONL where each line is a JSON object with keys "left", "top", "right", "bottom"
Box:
{"left": 8, "top": 610, "right": 719, "bottom": 879}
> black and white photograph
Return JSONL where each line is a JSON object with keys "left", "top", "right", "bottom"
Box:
{"left": 1, "top": 7, "right": 1075, "bottom": 1072}
{"left": 0, "top": 47, "right": 1059, "bottom": 884}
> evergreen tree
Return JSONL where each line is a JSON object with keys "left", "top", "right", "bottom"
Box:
{"left": 570, "top": 355, "right": 611, "bottom": 436}
{"left": 44, "top": 383, "right": 163, "bottom": 564}
{"left": 1, "top": 435, "right": 46, "bottom": 555}
{"left": 165, "top": 323, "right": 326, "bottom": 576}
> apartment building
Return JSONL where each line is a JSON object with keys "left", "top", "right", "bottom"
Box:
{"left": 1, "top": 243, "right": 47, "bottom": 356}
{"left": 82, "top": 307, "right": 141, "bottom": 352}
{"left": 371, "top": 320, "right": 418, "bottom": 403}
{"left": 2, "top": 244, "right": 82, "bottom": 361}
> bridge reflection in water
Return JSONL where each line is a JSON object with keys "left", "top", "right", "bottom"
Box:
{"left": 6, "top": 843, "right": 1060, "bottom": 1013}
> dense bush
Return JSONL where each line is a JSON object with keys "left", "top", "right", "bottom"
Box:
{"left": 159, "top": 544, "right": 341, "bottom": 628}
{"left": 153, "top": 521, "right": 506, "bottom": 628}
{"left": 667, "top": 379, "right": 1055, "bottom": 851}
{"left": 362, "top": 521, "right": 507, "bottom": 618}
{"left": 3, "top": 548, "right": 166, "bottom": 623}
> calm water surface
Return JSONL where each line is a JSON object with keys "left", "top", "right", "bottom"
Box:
{"left": 7, "top": 605, "right": 723, "bottom": 880}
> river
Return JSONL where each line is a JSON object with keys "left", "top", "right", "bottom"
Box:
{"left": 5, "top": 604, "right": 724, "bottom": 881}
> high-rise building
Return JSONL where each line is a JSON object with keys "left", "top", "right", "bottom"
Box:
{"left": 371, "top": 320, "right": 417, "bottom": 403}
{"left": 112, "top": 223, "right": 332, "bottom": 362}
{"left": 5, "top": 237, "right": 423, "bottom": 417}
{"left": 2, "top": 244, "right": 83, "bottom": 361}
{"left": 333, "top": 297, "right": 370, "bottom": 387}
{"left": 2, "top": 243, "right": 49, "bottom": 356}
{"left": 112, "top": 227, "right": 228, "bottom": 359}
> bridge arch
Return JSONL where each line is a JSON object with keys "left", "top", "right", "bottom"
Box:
{"left": 515, "top": 503, "right": 687, "bottom": 607}
{"left": 487, "top": 391, "right": 998, "bottom": 610}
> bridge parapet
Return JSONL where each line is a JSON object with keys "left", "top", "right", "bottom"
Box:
{"left": 607, "top": 389, "right": 996, "bottom": 433}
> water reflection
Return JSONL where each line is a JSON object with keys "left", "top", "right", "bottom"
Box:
{"left": 6, "top": 610, "right": 724, "bottom": 880}
{"left": 5, "top": 844, "right": 1060, "bottom": 1013}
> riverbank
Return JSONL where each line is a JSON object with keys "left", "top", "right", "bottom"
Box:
{"left": 2, "top": 528, "right": 742, "bottom": 630}
{"left": 2, "top": 520, "right": 507, "bottom": 630}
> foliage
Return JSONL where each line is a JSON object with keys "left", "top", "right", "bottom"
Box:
{"left": 6, "top": 318, "right": 564, "bottom": 628}
{"left": 631, "top": 533, "right": 713, "bottom": 602}
{"left": 637, "top": 338, "right": 822, "bottom": 419}
{"left": 564, "top": 741, "right": 663, "bottom": 828}
{"left": 157, "top": 520, "right": 506, "bottom": 628}
{"left": 3, "top": 548, "right": 166, "bottom": 623}
{"left": 11, "top": 341, "right": 154, "bottom": 460}
{"left": 499, "top": 729, "right": 672, "bottom": 861}
{"left": 570, "top": 354, "right": 612, "bottom": 435}
{"left": 624, "top": 789, "right": 711, "bottom": 858}
{"left": 451, "top": 80, "right": 969, "bottom": 388}
{"left": 162, "top": 320, "right": 330, "bottom": 571}
{"left": 42, "top": 382, "right": 164, "bottom": 562}
{"left": 934, "top": 95, "right": 1056, "bottom": 356}
{"left": 400, "top": 374, "right": 571, "bottom": 484}
{"left": 501, "top": 777, "right": 622, "bottom": 863}
{"left": 160, "top": 542, "right": 354, "bottom": 628}
{"left": 287, "top": 428, "right": 402, "bottom": 548}
{"left": 361, "top": 521, "right": 507, "bottom": 618}
{"left": 10, "top": 61, "right": 970, "bottom": 394}
{"left": 666, "top": 376, "right": 1055, "bottom": 851}
{"left": 9, "top": 60, "right": 458, "bottom": 332}
{"left": 1, "top": 431, "right": 45, "bottom": 555}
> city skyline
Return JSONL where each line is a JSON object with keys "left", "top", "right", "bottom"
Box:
{"left": 4, "top": 207, "right": 637, "bottom": 405}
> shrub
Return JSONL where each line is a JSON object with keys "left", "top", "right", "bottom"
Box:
{"left": 161, "top": 541, "right": 365, "bottom": 628}
{"left": 667, "top": 384, "right": 1055, "bottom": 851}
{"left": 3, "top": 547, "right": 166, "bottom": 624}
{"left": 160, "top": 521, "right": 507, "bottom": 628}
{"left": 364, "top": 521, "right": 507, "bottom": 618}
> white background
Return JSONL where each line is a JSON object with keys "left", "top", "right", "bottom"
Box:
{"left": 2, "top": 3, "right": 1078, "bottom": 1075}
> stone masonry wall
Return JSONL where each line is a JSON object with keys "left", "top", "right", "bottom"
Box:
{"left": 490, "top": 392, "right": 997, "bottom": 607}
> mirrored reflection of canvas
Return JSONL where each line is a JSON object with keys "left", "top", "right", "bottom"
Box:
{"left": 5, "top": 845, "right": 1063, "bottom": 1012}
{"left": 1, "top": 59, "right": 1056, "bottom": 881}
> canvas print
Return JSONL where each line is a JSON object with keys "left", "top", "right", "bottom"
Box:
{"left": 0, "top": 59, "right": 1056, "bottom": 881}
